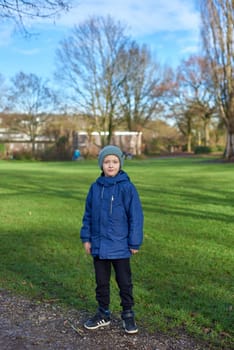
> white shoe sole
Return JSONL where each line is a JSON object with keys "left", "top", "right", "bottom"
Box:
{"left": 123, "top": 320, "right": 138, "bottom": 334}
{"left": 84, "top": 320, "right": 110, "bottom": 330}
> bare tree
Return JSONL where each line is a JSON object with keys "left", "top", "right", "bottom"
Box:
{"left": 176, "top": 55, "right": 217, "bottom": 147}
{"left": 172, "top": 104, "right": 196, "bottom": 153}
{"left": 0, "top": 0, "right": 71, "bottom": 34}
{"left": 143, "top": 119, "right": 183, "bottom": 155}
{"left": 55, "top": 16, "right": 165, "bottom": 146}
{"left": 7, "top": 72, "right": 56, "bottom": 154}
{"left": 165, "top": 54, "right": 219, "bottom": 152}
{"left": 164, "top": 67, "right": 198, "bottom": 152}
{"left": 200, "top": 0, "right": 234, "bottom": 159}
{"left": 0, "top": 74, "right": 8, "bottom": 113}
{"left": 55, "top": 15, "right": 130, "bottom": 146}
{"left": 117, "top": 42, "right": 165, "bottom": 132}
{"left": 0, "top": 74, "right": 7, "bottom": 136}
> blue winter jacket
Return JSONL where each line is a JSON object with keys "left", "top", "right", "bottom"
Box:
{"left": 80, "top": 170, "right": 144, "bottom": 259}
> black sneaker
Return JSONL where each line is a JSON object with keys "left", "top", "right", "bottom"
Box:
{"left": 121, "top": 310, "right": 138, "bottom": 334}
{"left": 84, "top": 309, "right": 110, "bottom": 330}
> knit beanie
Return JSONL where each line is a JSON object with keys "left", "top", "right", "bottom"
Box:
{"left": 98, "top": 145, "right": 124, "bottom": 169}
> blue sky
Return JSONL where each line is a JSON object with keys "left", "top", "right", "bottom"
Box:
{"left": 0, "top": 0, "right": 201, "bottom": 82}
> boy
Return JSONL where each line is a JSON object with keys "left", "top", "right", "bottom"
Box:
{"left": 80, "top": 145, "right": 144, "bottom": 334}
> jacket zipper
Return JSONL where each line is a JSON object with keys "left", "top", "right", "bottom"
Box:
{"left": 110, "top": 195, "right": 114, "bottom": 214}
{"left": 101, "top": 186, "right": 104, "bottom": 199}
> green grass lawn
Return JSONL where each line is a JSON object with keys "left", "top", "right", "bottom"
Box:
{"left": 0, "top": 157, "right": 233, "bottom": 348}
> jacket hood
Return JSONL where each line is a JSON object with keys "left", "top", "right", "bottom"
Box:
{"left": 96, "top": 170, "right": 130, "bottom": 187}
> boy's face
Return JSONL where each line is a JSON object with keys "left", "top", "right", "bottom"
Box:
{"left": 102, "top": 155, "right": 120, "bottom": 177}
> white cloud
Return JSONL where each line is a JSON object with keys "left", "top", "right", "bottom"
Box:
{"left": 181, "top": 45, "right": 199, "bottom": 54}
{"left": 0, "top": 0, "right": 201, "bottom": 78}
{"left": 0, "top": 1, "right": 200, "bottom": 43}
{"left": 55, "top": 0, "right": 200, "bottom": 37}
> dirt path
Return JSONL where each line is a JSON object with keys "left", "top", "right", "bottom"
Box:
{"left": 0, "top": 289, "right": 216, "bottom": 350}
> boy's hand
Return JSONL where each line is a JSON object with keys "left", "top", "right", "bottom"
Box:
{"left": 83, "top": 242, "right": 91, "bottom": 254}
{"left": 130, "top": 249, "right": 138, "bottom": 254}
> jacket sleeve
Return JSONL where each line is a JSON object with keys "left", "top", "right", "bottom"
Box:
{"left": 80, "top": 186, "right": 93, "bottom": 243}
{"left": 127, "top": 184, "right": 144, "bottom": 250}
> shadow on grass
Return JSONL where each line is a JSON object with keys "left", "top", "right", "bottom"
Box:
{"left": 0, "top": 226, "right": 95, "bottom": 310}
{"left": 0, "top": 169, "right": 91, "bottom": 201}
{"left": 0, "top": 225, "right": 233, "bottom": 348}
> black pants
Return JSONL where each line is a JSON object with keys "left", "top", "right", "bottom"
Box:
{"left": 93, "top": 257, "right": 134, "bottom": 311}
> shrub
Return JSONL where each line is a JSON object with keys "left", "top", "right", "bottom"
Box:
{"left": 194, "top": 146, "right": 212, "bottom": 154}
{"left": 40, "top": 145, "right": 72, "bottom": 161}
{"left": 0, "top": 144, "right": 5, "bottom": 159}
{"left": 12, "top": 150, "right": 35, "bottom": 160}
{"left": 213, "top": 145, "right": 225, "bottom": 153}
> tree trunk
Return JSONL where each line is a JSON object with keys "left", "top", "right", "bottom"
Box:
{"left": 224, "top": 129, "right": 234, "bottom": 159}
{"left": 31, "top": 138, "right": 36, "bottom": 155}
{"left": 204, "top": 121, "right": 210, "bottom": 146}
{"left": 187, "top": 133, "right": 192, "bottom": 153}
